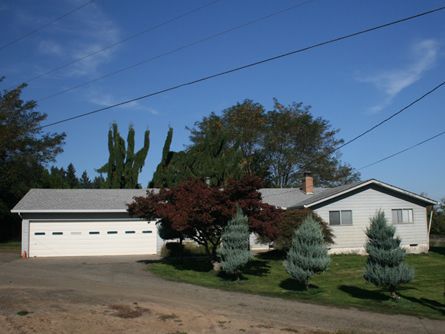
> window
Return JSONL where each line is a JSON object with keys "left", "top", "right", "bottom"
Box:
{"left": 125, "top": 231, "right": 135, "bottom": 234}
{"left": 392, "top": 209, "right": 413, "bottom": 224}
{"left": 52, "top": 232, "right": 63, "bottom": 235}
{"left": 142, "top": 230, "right": 152, "bottom": 234}
{"left": 34, "top": 232, "right": 45, "bottom": 236}
{"left": 329, "top": 210, "right": 353, "bottom": 226}
{"left": 89, "top": 231, "right": 100, "bottom": 235}
{"left": 107, "top": 231, "right": 118, "bottom": 234}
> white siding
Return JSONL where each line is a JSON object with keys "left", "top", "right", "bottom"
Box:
{"left": 314, "top": 188, "right": 429, "bottom": 254}
{"left": 250, "top": 233, "right": 270, "bottom": 250}
{"left": 21, "top": 219, "right": 29, "bottom": 256}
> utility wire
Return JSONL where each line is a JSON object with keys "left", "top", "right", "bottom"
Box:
{"left": 36, "top": 0, "right": 315, "bottom": 102}
{"left": 359, "top": 129, "right": 445, "bottom": 170}
{"left": 336, "top": 80, "right": 445, "bottom": 152}
{"left": 39, "top": 5, "right": 445, "bottom": 129}
{"left": 301, "top": 79, "right": 445, "bottom": 170}
{"left": 0, "top": 0, "right": 94, "bottom": 51}
{"left": 21, "top": 0, "right": 221, "bottom": 85}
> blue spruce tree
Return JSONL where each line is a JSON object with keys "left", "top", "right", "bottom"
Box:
{"left": 219, "top": 206, "right": 250, "bottom": 278}
{"left": 364, "top": 211, "right": 414, "bottom": 299}
{"left": 284, "top": 216, "right": 330, "bottom": 288}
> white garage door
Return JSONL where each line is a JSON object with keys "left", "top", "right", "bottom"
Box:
{"left": 28, "top": 220, "right": 157, "bottom": 257}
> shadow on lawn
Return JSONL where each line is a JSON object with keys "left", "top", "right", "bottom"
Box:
{"left": 243, "top": 259, "right": 271, "bottom": 277}
{"left": 400, "top": 295, "right": 445, "bottom": 315}
{"left": 339, "top": 285, "right": 389, "bottom": 302}
{"left": 280, "top": 278, "right": 319, "bottom": 292}
{"left": 430, "top": 246, "right": 445, "bottom": 256}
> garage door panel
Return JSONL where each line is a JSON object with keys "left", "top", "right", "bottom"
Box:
{"left": 29, "top": 221, "right": 157, "bottom": 257}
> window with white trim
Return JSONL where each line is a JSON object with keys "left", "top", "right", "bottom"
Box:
{"left": 329, "top": 210, "right": 353, "bottom": 226}
{"left": 392, "top": 209, "right": 413, "bottom": 224}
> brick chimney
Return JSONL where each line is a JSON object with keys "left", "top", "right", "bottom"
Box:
{"left": 302, "top": 171, "right": 314, "bottom": 194}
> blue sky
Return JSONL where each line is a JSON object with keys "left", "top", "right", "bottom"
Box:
{"left": 1, "top": 0, "right": 444, "bottom": 199}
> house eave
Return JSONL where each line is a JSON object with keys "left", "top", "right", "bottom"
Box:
{"left": 10, "top": 209, "right": 128, "bottom": 214}
{"left": 297, "top": 179, "right": 437, "bottom": 209}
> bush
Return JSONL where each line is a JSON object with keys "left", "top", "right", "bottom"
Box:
{"left": 364, "top": 211, "right": 414, "bottom": 298}
{"left": 273, "top": 209, "right": 333, "bottom": 251}
{"left": 284, "top": 216, "right": 330, "bottom": 288}
{"left": 219, "top": 207, "right": 250, "bottom": 278}
{"left": 160, "top": 242, "right": 207, "bottom": 258}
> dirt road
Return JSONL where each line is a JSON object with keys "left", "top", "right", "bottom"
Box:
{"left": 0, "top": 253, "right": 443, "bottom": 333}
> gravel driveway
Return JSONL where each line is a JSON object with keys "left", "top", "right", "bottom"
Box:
{"left": 0, "top": 252, "right": 443, "bottom": 334}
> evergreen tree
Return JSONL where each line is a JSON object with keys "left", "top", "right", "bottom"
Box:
{"left": 79, "top": 170, "right": 92, "bottom": 188}
{"left": 98, "top": 123, "right": 150, "bottom": 188}
{"left": 284, "top": 216, "right": 330, "bottom": 288}
{"left": 92, "top": 175, "right": 106, "bottom": 189}
{"left": 47, "top": 166, "right": 68, "bottom": 188}
{"left": 150, "top": 127, "right": 174, "bottom": 187}
{"left": 364, "top": 211, "right": 414, "bottom": 299}
{"left": 66, "top": 163, "right": 78, "bottom": 188}
{"left": 219, "top": 206, "right": 250, "bottom": 278}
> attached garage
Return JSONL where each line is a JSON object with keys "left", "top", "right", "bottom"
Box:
{"left": 28, "top": 220, "right": 156, "bottom": 257}
{"left": 11, "top": 189, "right": 160, "bottom": 258}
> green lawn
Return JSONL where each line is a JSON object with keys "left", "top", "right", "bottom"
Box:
{"left": 0, "top": 241, "right": 20, "bottom": 252}
{"left": 148, "top": 247, "right": 445, "bottom": 319}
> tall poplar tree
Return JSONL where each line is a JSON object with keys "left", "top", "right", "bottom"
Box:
{"left": 98, "top": 123, "right": 150, "bottom": 189}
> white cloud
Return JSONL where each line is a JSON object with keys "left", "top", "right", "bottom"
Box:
{"left": 87, "top": 91, "right": 159, "bottom": 115}
{"left": 15, "top": 0, "right": 121, "bottom": 78}
{"left": 359, "top": 39, "right": 439, "bottom": 113}
{"left": 38, "top": 40, "right": 64, "bottom": 56}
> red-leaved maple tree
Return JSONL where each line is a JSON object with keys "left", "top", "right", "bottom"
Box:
{"left": 128, "top": 176, "right": 283, "bottom": 259}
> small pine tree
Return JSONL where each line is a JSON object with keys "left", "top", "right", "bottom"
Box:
{"left": 219, "top": 206, "right": 250, "bottom": 278}
{"left": 79, "top": 171, "right": 92, "bottom": 189}
{"left": 364, "top": 211, "right": 414, "bottom": 299}
{"left": 284, "top": 216, "right": 330, "bottom": 288}
{"left": 66, "top": 163, "right": 79, "bottom": 188}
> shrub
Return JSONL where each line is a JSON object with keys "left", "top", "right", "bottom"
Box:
{"left": 160, "top": 242, "right": 207, "bottom": 258}
{"left": 364, "top": 211, "right": 414, "bottom": 299}
{"left": 219, "top": 207, "right": 250, "bottom": 278}
{"left": 269, "top": 209, "right": 333, "bottom": 251}
{"left": 284, "top": 216, "right": 330, "bottom": 288}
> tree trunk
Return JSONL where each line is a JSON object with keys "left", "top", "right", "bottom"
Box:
{"left": 389, "top": 287, "right": 399, "bottom": 300}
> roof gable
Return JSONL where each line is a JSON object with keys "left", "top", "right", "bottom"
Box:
{"left": 292, "top": 179, "right": 437, "bottom": 208}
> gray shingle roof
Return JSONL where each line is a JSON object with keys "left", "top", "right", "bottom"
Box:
{"left": 293, "top": 180, "right": 365, "bottom": 208}
{"left": 259, "top": 187, "right": 327, "bottom": 208}
{"left": 12, "top": 187, "right": 324, "bottom": 212}
{"left": 11, "top": 179, "right": 436, "bottom": 213}
{"left": 11, "top": 189, "right": 153, "bottom": 212}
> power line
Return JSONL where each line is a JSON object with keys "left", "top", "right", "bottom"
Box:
{"left": 0, "top": 0, "right": 94, "bottom": 52}
{"left": 336, "top": 80, "right": 445, "bottom": 152}
{"left": 39, "top": 5, "right": 445, "bottom": 129}
{"left": 359, "top": 129, "right": 445, "bottom": 170}
{"left": 21, "top": 0, "right": 221, "bottom": 85}
{"left": 301, "top": 79, "right": 445, "bottom": 170}
{"left": 36, "top": 0, "right": 316, "bottom": 102}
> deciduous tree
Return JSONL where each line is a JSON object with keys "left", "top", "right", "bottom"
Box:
{"left": 272, "top": 209, "right": 333, "bottom": 251}
{"left": 128, "top": 176, "right": 282, "bottom": 260}
{"left": 0, "top": 81, "right": 65, "bottom": 240}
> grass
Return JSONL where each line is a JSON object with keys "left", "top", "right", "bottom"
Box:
{"left": 0, "top": 241, "right": 20, "bottom": 252}
{"left": 148, "top": 247, "right": 445, "bottom": 319}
